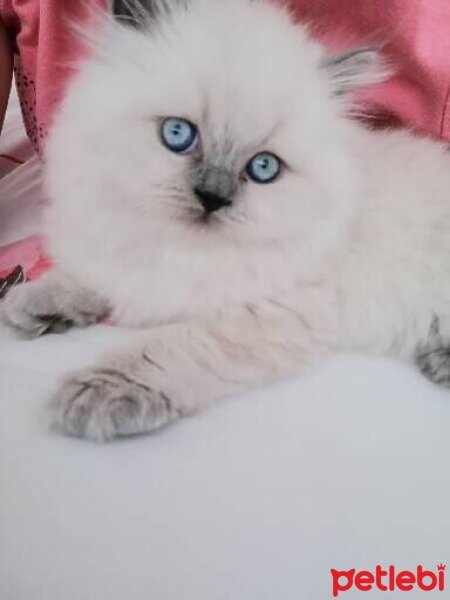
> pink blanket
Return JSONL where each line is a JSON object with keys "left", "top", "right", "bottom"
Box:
{"left": 0, "top": 236, "right": 51, "bottom": 297}
{"left": 292, "top": 0, "right": 450, "bottom": 140}
{"left": 0, "top": 0, "right": 107, "bottom": 154}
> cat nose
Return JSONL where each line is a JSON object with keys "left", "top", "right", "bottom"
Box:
{"left": 194, "top": 188, "right": 232, "bottom": 214}
{"left": 193, "top": 165, "right": 236, "bottom": 214}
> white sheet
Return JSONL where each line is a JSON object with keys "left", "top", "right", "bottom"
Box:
{"left": 1, "top": 91, "right": 449, "bottom": 600}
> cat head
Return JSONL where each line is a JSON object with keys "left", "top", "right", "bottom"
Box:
{"left": 52, "top": 0, "right": 388, "bottom": 252}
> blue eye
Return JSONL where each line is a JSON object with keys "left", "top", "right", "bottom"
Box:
{"left": 161, "top": 118, "right": 198, "bottom": 153}
{"left": 246, "top": 152, "right": 282, "bottom": 184}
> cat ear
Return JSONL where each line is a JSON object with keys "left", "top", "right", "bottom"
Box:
{"left": 322, "top": 48, "right": 390, "bottom": 95}
{"left": 113, "top": 0, "right": 187, "bottom": 27}
{"left": 113, "top": 1, "right": 157, "bottom": 26}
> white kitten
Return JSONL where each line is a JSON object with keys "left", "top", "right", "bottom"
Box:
{"left": 2, "top": 0, "right": 450, "bottom": 441}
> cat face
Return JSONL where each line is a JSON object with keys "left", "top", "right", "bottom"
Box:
{"left": 58, "top": 0, "right": 385, "bottom": 251}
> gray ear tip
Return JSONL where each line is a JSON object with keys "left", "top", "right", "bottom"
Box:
{"left": 353, "top": 47, "right": 382, "bottom": 65}
{"left": 113, "top": 0, "right": 189, "bottom": 27}
{"left": 355, "top": 47, "right": 379, "bottom": 56}
{"left": 112, "top": 0, "right": 158, "bottom": 26}
{"left": 323, "top": 46, "right": 391, "bottom": 93}
{"left": 322, "top": 47, "right": 379, "bottom": 69}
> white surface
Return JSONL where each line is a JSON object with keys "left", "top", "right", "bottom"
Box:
{"left": 1, "top": 91, "right": 449, "bottom": 600}
{"left": 1, "top": 327, "right": 449, "bottom": 600}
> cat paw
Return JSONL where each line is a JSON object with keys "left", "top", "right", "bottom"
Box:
{"left": 0, "top": 278, "right": 105, "bottom": 339}
{"left": 50, "top": 367, "right": 181, "bottom": 441}
{"left": 416, "top": 345, "right": 450, "bottom": 387}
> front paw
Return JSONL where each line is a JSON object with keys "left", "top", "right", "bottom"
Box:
{"left": 1, "top": 284, "right": 67, "bottom": 338}
{"left": 416, "top": 345, "right": 450, "bottom": 387}
{"left": 50, "top": 367, "right": 181, "bottom": 442}
{"left": 0, "top": 278, "right": 105, "bottom": 339}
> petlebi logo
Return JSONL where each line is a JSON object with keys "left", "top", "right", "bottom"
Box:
{"left": 331, "top": 564, "right": 446, "bottom": 597}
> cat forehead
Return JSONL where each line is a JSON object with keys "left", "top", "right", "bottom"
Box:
{"left": 176, "top": 5, "right": 319, "bottom": 79}
{"left": 103, "top": 0, "right": 332, "bottom": 148}
{"left": 156, "top": 73, "right": 305, "bottom": 153}
{"left": 144, "top": 3, "right": 324, "bottom": 126}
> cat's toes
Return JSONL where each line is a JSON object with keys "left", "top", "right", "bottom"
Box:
{"left": 416, "top": 345, "right": 450, "bottom": 387}
{"left": 0, "top": 281, "right": 103, "bottom": 339}
{"left": 0, "top": 285, "right": 66, "bottom": 338}
{"left": 50, "top": 367, "right": 180, "bottom": 441}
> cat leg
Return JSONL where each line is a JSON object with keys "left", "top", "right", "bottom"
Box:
{"left": 51, "top": 301, "right": 332, "bottom": 441}
{"left": 0, "top": 271, "right": 108, "bottom": 338}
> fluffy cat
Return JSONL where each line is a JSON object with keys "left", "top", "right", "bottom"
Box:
{"left": 2, "top": 0, "right": 450, "bottom": 441}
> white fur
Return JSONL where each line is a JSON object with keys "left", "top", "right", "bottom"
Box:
{"left": 3, "top": 0, "right": 450, "bottom": 440}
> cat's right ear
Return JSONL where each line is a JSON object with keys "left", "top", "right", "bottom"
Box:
{"left": 322, "top": 48, "right": 391, "bottom": 95}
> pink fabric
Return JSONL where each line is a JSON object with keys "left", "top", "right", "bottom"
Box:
{"left": 291, "top": 0, "right": 450, "bottom": 140}
{"left": 0, "top": 0, "right": 106, "bottom": 154}
{"left": 0, "top": 235, "right": 51, "bottom": 281}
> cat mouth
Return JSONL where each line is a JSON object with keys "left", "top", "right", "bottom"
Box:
{"left": 183, "top": 206, "right": 226, "bottom": 227}
{"left": 194, "top": 212, "right": 221, "bottom": 227}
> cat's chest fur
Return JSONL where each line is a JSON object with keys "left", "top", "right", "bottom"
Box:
{"left": 49, "top": 207, "right": 326, "bottom": 327}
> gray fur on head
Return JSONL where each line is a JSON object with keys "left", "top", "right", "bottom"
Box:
{"left": 113, "top": 0, "right": 188, "bottom": 27}
{"left": 322, "top": 48, "right": 389, "bottom": 94}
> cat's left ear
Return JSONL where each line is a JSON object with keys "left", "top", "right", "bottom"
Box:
{"left": 113, "top": 0, "right": 187, "bottom": 27}
{"left": 322, "top": 48, "right": 390, "bottom": 95}
{"left": 113, "top": 1, "right": 157, "bottom": 25}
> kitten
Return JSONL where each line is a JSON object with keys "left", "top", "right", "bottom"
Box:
{"left": 2, "top": 0, "right": 450, "bottom": 441}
